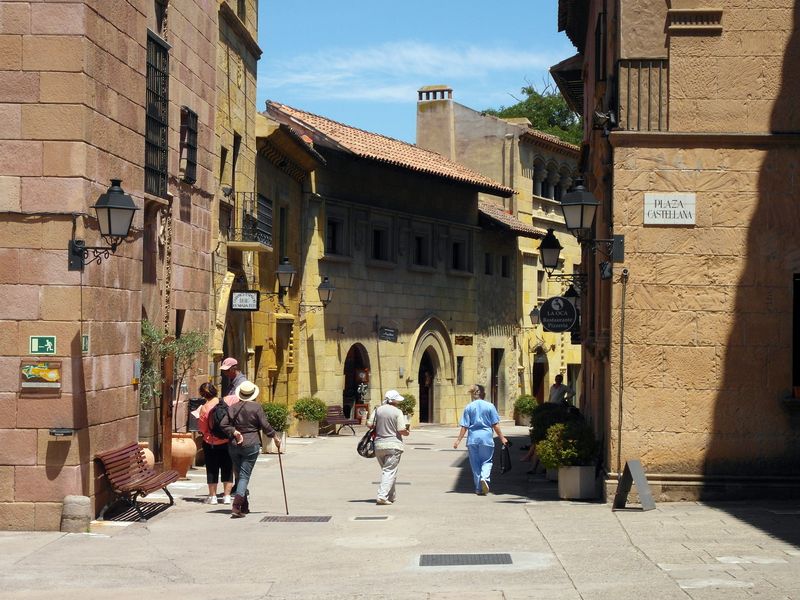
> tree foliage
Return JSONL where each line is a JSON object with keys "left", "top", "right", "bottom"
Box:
{"left": 484, "top": 82, "right": 582, "bottom": 146}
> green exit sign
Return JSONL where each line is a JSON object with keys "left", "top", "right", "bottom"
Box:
{"left": 29, "top": 336, "right": 56, "bottom": 355}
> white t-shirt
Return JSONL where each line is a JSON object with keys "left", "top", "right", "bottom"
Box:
{"left": 548, "top": 383, "right": 574, "bottom": 404}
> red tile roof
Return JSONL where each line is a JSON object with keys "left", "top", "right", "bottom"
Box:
{"left": 478, "top": 201, "right": 546, "bottom": 239}
{"left": 519, "top": 128, "right": 581, "bottom": 157}
{"left": 266, "top": 101, "right": 514, "bottom": 197}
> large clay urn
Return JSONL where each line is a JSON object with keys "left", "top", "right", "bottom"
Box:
{"left": 171, "top": 433, "right": 196, "bottom": 479}
{"left": 138, "top": 442, "right": 155, "bottom": 469}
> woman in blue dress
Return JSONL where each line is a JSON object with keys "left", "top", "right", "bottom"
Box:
{"left": 453, "top": 384, "right": 508, "bottom": 495}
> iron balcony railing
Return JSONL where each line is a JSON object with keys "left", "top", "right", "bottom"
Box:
{"left": 228, "top": 191, "right": 273, "bottom": 248}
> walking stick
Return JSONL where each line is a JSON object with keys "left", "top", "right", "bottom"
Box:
{"left": 277, "top": 444, "right": 289, "bottom": 515}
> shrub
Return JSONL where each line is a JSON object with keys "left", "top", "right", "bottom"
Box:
{"left": 513, "top": 395, "right": 538, "bottom": 418}
{"left": 261, "top": 402, "right": 290, "bottom": 432}
{"left": 535, "top": 420, "right": 598, "bottom": 469}
{"left": 293, "top": 396, "right": 327, "bottom": 422}
{"left": 396, "top": 393, "right": 416, "bottom": 416}
{"left": 530, "top": 402, "right": 583, "bottom": 443}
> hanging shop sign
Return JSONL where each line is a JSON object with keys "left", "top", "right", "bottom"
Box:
{"left": 230, "top": 290, "right": 260, "bottom": 311}
{"left": 378, "top": 327, "right": 398, "bottom": 342}
{"left": 539, "top": 296, "right": 577, "bottom": 333}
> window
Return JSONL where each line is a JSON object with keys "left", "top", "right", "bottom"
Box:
{"left": 501, "top": 255, "right": 510, "bottom": 278}
{"left": 413, "top": 235, "right": 431, "bottom": 266}
{"left": 537, "top": 269, "right": 546, "bottom": 298}
{"left": 232, "top": 133, "right": 241, "bottom": 193}
{"left": 219, "top": 202, "right": 232, "bottom": 240}
{"left": 484, "top": 253, "right": 493, "bottom": 275}
{"left": 371, "top": 227, "right": 390, "bottom": 261}
{"left": 256, "top": 194, "right": 273, "bottom": 247}
{"left": 278, "top": 206, "right": 288, "bottom": 257}
{"left": 456, "top": 356, "right": 464, "bottom": 385}
{"left": 325, "top": 207, "right": 349, "bottom": 257}
{"left": 145, "top": 31, "right": 169, "bottom": 198}
{"left": 595, "top": 12, "right": 607, "bottom": 82}
{"left": 219, "top": 146, "right": 229, "bottom": 192}
{"left": 180, "top": 107, "right": 198, "bottom": 184}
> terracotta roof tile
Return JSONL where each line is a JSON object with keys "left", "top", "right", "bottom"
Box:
{"left": 478, "top": 201, "right": 546, "bottom": 239}
{"left": 519, "top": 128, "right": 581, "bottom": 156}
{"left": 266, "top": 101, "right": 514, "bottom": 197}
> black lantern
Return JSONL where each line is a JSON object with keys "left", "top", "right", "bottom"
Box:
{"left": 539, "top": 228, "right": 563, "bottom": 275}
{"left": 276, "top": 257, "right": 297, "bottom": 290}
{"left": 92, "top": 179, "right": 138, "bottom": 246}
{"left": 563, "top": 284, "right": 579, "bottom": 309}
{"left": 529, "top": 306, "right": 540, "bottom": 326}
{"left": 560, "top": 179, "right": 599, "bottom": 236}
{"left": 317, "top": 276, "right": 335, "bottom": 306}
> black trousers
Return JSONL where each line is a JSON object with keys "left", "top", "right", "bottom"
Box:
{"left": 203, "top": 442, "right": 233, "bottom": 485}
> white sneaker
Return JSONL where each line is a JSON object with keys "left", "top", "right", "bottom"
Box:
{"left": 203, "top": 495, "right": 218, "bottom": 505}
{"left": 376, "top": 498, "right": 393, "bottom": 505}
{"left": 222, "top": 495, "right": 232, "bottom": 505}
{"left": 480, "top": 479, "right": 490, "bottom": 495}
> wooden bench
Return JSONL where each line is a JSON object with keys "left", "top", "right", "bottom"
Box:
{"left": 324, "top": 405, "right": 360, "bottom": 435}
{"left": 95, "top": 443, "right": 179, "bottom": 522}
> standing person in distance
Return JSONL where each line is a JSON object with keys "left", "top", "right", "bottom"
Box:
{"left": 220, "top": 381, "right": 281, "bottom": 518}
{"left": 548, "top": 373, "right": 575, "bottom": 405}
{"left": 453, "top": 384, "right": 508, "bottom": 495}
{"left": 197, "top": 383, "right": 234, "bottom": 505}
{"left": 220, "top": 357, "right": 247, "bottom": 398}
{"left": 367, "top": 390, "right": 410, "bottom": 506}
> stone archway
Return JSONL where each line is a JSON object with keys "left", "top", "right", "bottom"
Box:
{"left": 343, "top": 343, "right": 370, "bottom": 418}
{"left": 407, "top": 316, "right": 454, "bottom": 423}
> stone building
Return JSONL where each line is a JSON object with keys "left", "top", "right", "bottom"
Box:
{"left": 416, "top": 85, "right": 583, "bottom": 404}
{"left": 266, "top": 102, "right": 541, "bottom": 423}
{"left": 553, "top": 0, "right": 800, "bottom": 499}
{"left": 0, "top": 1, "right": 217, "bottom": 529}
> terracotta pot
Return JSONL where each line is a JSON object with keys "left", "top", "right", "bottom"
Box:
{"left": 138, "top": 442, "right": 155, "bottom": 469}
{"left": 171, "top": 433, "right": 196, "bottom": 479}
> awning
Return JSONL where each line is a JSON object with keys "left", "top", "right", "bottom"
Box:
{"left": 550, "top": 53, "right": 584, "bottom": 115}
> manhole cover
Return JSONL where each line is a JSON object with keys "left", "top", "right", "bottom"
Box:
{"left": 354, "top": 516, "right": 389, "bottom": 521}
{"left": 419, "top": 553, "right": 513, "bottom": 567}
{"left": 260, "top": 516, "right": 331, "bottom": 523}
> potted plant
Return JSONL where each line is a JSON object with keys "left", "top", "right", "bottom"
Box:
{"left": 513, "top": 394, "right": 537, "bottom": 426}
{"left": 535, "top": 420, "right": 598, "bottom": 500}
{"left": 530, "top": 403, "right": 582, "bottom": 480}
{"left": 261, "top": 402, "right": 289, "bottom": 453}
{"left": 396, "top": 393, "right": 416, "bottom": 426}
{"left": 292, "top": 396, "right": 327, "bottom": 437}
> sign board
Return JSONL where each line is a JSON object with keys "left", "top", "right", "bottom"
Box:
{"left": 230, "top": 290, "right": 260, "bottom": 311}
{"left": 454, "top": 335, "right": 473, "bottom": 346}
{"left": 378, "top": 327, "right": 398, "bottom": 342}
{"left": 612, "top": 459, "right": 656, "bottom": 511}
{"left": 539, "top": 296, "right": 577, "bottom": 333}
{"left": 81, "top": 334, "right": 89, "bottom": 354}
{"left": 644, "top": 192, "right": 696, "bottom": 225}
{"left": 20, "top": 360, "right": 62, "bottom": 397}
{"left": 29, "top": 336, "right": 56, "bottom": 355}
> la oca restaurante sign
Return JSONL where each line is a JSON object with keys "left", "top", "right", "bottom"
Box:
{"left": 644, "top": 192, "right": 696, "bottom": 225}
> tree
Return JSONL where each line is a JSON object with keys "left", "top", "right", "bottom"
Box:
{"left": 484, "top": 82, "right": 582, "bottom": 146}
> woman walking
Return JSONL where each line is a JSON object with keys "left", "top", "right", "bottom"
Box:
{"left": 367, "top": 390, "right": 410, "bottom": 505}
{"left": 453, "top": 384, "right": 508, "bottom": 495}
{"left": 220, "top": 381, "right": 281, "bottom": 518}
{"left": 197, "top": 383, "right": 233, "bottom": 505}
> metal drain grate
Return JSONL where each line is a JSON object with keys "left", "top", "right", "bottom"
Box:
{"left": 414, "top": 447, "right": 432, "bottom": 450}
{"left": 354, "top": 516, "right": 389, "bottom": 521}
{"left": 260, "top": 516, "right": 331, "bottom": 523}
{"left": 419, "top": 553, "right": 513, "bottom": 567}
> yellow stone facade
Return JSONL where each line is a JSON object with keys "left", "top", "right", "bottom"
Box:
{"left": 555, "top": 0, "right": 800, "bottom": 499}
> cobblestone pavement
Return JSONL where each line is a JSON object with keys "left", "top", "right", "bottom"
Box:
{"left": 2, "top": 424, "right": 800, "bottom": 599}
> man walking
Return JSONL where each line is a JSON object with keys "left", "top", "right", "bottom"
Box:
{"left": 367, "top": 390, "right": 410, "bottom": 505}
{"left": 220, "top": 357, "right": 247, "bottom": 397}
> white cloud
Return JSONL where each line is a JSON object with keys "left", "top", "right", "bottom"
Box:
{"left": 260, "top": 40, "right": 563, "bottom": 103}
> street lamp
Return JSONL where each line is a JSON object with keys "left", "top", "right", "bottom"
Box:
{"left": 529, "top": 306, "right": 540, "bottom": 326}
{"left": 317, "top": 276, "right": 335, "bottom": 306}
{"left": 560, "top": 179, "right": 599, "bottom": 239}
{"left": 68, "top": 179, "right": 138, "bottom": 271}
{"left": 276, "top": 256, "right": 297, "bottom": 290}
{"left": 538, "top": 228, "right": 563, "bottom": 276}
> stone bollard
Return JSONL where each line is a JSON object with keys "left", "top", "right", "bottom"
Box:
{"left": 60, "top": 495, "right": 92, "bottom": 533}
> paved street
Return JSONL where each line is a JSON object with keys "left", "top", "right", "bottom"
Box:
{"left": 2, "top": 424, "right": 800, "bottom": 600}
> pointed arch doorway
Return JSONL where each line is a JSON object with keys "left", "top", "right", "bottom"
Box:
{"left": 343, "top": 343, "right": 370, "bottom": 418}
{"left": 418, "top": 349, "right": 436, "bottom": 423}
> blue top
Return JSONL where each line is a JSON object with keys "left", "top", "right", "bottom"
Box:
{"left": 459, "top": 399, "right": 500, "bottom": 447}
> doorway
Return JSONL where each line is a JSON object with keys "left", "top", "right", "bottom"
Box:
{"left": 491, "top": 348, "right": 504, "bottom": 408}
{"left": 418, "top": 350, "right": 435, "bottom": 423}
{"left": 343, "top": 344, "right": 370, "bottom": 418}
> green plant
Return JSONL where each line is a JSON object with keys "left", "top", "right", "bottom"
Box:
{"left": 396, "top": 393, "right": 416, "bottom": 416}
{"left": 293, "top": 396, "right": 327, "bottom": 422}
{"left": 140, "top": 319, "right": 168, "bottom": 410}
{"left": 166, "top": 330, "right": 208, "bottom": 432}
{"left": 513, "top": 394, "right": 538, "bottom": 418}
{"left": 530, "top": 402, "right": 583, "bottom": 443}
{"left": 261, "top": 402, "right": 290, "bottom": 432}
{"left": 535, "top": 421, "right": 598, "bottom": 469}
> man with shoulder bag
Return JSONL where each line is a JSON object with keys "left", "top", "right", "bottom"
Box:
{"left": 366, "top": 390, "right": 409, "bottom": 506}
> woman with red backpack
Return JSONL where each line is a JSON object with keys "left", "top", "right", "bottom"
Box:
{"left": 197, "top": 383, "right": 234, "bottom": 505}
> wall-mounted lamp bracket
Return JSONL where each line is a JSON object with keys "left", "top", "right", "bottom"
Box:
{"left": 68, "top": 239, "right": 120, "bottom": 271}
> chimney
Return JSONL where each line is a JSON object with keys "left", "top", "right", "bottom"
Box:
{"left": 416, "top": 85, "right": 456, "bottom": 160}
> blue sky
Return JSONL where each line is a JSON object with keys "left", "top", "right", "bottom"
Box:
{"left": 256, "top": 1, "right": 574, "bottom": 143}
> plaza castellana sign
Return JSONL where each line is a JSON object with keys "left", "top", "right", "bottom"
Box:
{"left": 539, "top": 296, "right": 577, "bottom": 333}
{"left": 644, "top": 192, "right": 696, "bottom": 225}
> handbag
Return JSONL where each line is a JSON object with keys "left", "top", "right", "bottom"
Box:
{"left": 357, "top": 428, "right": 376, "bottom": 458}
{"left": 499, "top": 441, "right": 512, "bottom": 474}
